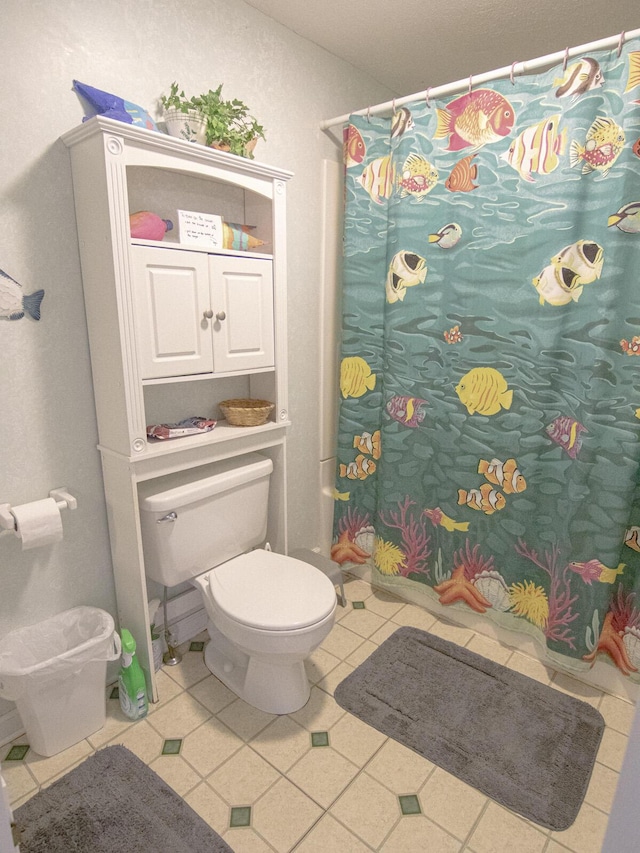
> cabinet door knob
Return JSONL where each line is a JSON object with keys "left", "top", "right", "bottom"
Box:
{"left": 216, "top": 311, "right": 226, "bottom": 321}
{"left": 203, "top": 309, "right": 214, "bottom": 320}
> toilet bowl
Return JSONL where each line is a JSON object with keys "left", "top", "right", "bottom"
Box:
{"left": 194, "top": 549, "right": 336, "bottom": 713}
{"left": 138, "top": 453, "right": 338, "bottom": 714}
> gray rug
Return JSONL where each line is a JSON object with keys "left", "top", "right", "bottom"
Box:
{"left": 334, "top": 626, "right": 605, "bottom": 831}
{"left": 14, "top": 745, "right": 233, "bottom": 852}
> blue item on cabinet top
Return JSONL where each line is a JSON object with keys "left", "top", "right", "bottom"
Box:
{"left": 72, "top": 80, "right": 158, "bottom": 131}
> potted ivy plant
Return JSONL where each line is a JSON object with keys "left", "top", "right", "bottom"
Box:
{"left": 160, "top": 82, "right": 207, "bottom": 145}
{"left": 160, "top": 82, "right": 265, "bottom": 158}
{"left": 195, "top": 85, "right": 265, "bottom": 158}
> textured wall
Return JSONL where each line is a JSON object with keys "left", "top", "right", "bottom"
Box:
{"left": 0, "top": 0, "right": 390, "bottom": 715}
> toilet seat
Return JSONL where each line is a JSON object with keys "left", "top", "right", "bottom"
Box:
{"left": 207, "top": 549, "right": 336, "bottom": 631}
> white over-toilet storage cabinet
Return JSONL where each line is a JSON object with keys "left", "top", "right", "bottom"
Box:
{"left": 62, "top": 117, "right": 293, "bottom": 700}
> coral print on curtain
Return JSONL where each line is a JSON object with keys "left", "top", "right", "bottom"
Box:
{"left": 333, "top": 43, "right": 640, "bottom": 680}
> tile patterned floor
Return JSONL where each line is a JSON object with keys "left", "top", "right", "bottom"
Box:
{"left": 2, "top": 573, "right": 633, "bottom": 852}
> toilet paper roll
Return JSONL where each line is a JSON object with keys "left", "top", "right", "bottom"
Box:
{"left": 10, "top": 498, "right": 64, "bottom": 550}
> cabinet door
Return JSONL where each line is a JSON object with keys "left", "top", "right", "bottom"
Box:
{"left": 209, "top": 256, "right": 275, "bottom": 372}
{"left": 131, "top": 246, "right": 213, "bottom": 379}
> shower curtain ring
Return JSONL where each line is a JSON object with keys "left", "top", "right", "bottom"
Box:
{"left": 563, "top": 47, "right": 569, "bottom": 71}
{"left": 425, "top": 87, "right": 431, "bottom": 108}
{"left": 618, "top": 31, "right": 626, "bottom": 56}
{"left": 392, "top": 98, "right": 396, "bottom": 114}
{"left": 366, "top": 105, "right": 371, "bottom": 123}
{"left": 468, "top": 74, "right": 473, "bottom": 94}
{"left": 510, "top": 61, "right": 519, "bottom": 85}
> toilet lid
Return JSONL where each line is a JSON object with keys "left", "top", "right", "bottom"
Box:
{"left": 208, "top": 550, "right": 336, "bottom": 631}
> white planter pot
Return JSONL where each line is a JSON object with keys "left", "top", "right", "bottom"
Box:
{"left": 163, "top": 108, "right": 207, "bottom": 145}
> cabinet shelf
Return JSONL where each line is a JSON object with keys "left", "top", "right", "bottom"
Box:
{"left": 98, "top": 418, "right": 290, "bottom": 465}
{"left": 61, "top": 117, "right": 293, "bottom": 186}
{"left": 144, "top": 418, "right": 289, "bottom": 455}
{"left": 142, "top": 365, "right": 275, "bottom": 386}
{"left": 130, "top": 238, "right": 273, "bottom": 261}
{"left": 99, "top": 419, "right": 292, "bottom": 485}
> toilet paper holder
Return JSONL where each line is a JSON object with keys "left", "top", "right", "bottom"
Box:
{"left": 0, "top": 488, "right": 77, "bottom": 537}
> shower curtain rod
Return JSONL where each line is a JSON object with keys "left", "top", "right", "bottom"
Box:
{"left": 320, "top": 28, "right": 640, "bottom": 131}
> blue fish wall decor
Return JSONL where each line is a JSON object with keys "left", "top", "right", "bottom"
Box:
{"left": 0, "top": 268, "right": 44, "bottom": 321}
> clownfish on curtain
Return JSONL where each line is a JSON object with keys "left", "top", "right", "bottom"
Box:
{"left": 332, "top": 40, "right": 640, "bottom": 681}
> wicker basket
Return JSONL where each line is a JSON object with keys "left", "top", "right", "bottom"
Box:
{"left": 219, "top": 398, "right": 274, "bottom": 427}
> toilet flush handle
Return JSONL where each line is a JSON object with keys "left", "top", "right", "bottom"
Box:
{"left": 157, "top": 511, "right": 178, "bottom": 523}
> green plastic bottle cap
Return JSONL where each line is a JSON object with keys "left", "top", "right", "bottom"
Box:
{"left": 120, "top": 628, "right": 136, "bottom": 653}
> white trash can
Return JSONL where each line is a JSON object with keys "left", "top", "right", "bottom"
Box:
{"left": 0, "top": 607, "right": 121, "bottom": 757}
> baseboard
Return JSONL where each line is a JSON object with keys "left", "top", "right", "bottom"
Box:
{"left": 163, "top": 607, "right": 208, "bottom": 648}
{"left": 154, "top": 588, "right": 207, "bottom": 648}
{"left": 0, "top": 709, "right": 25, "bottom": 749}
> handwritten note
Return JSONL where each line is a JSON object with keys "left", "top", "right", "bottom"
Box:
{"left": 177, "top": 210, "right": 223, "bottom": 249}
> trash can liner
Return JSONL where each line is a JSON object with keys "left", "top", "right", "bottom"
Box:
{"left": 0, "top": 606, "right": 121, "bottom": 701}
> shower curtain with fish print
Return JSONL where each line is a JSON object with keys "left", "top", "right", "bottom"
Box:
{"left": 332, "top": 39, "right": 640, "bottom": 682}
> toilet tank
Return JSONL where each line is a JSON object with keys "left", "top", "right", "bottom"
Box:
{"left": 138, "top": 453, "right": 273, "bottom": 586}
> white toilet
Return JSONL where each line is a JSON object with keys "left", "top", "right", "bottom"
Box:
{"left": 138, "top": 453, "right": 337, "bottom": 714}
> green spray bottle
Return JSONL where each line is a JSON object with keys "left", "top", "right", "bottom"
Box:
{"left": 118, "top": 629, "right": 148, "bottom": 720}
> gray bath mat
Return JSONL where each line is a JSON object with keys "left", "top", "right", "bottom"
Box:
{"left": 334, "top": 626, "right": 604, "bottom": 831}
{"left": 14, "top": 745, "right": 233, "bottom": 852}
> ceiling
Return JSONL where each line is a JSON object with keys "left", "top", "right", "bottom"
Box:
{"left": 244, "top": 0, "right": 638, "bottom": 99}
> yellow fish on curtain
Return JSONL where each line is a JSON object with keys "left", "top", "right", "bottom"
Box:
{"left": 333, "top": 40, "right": 640, "bottom": 687}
